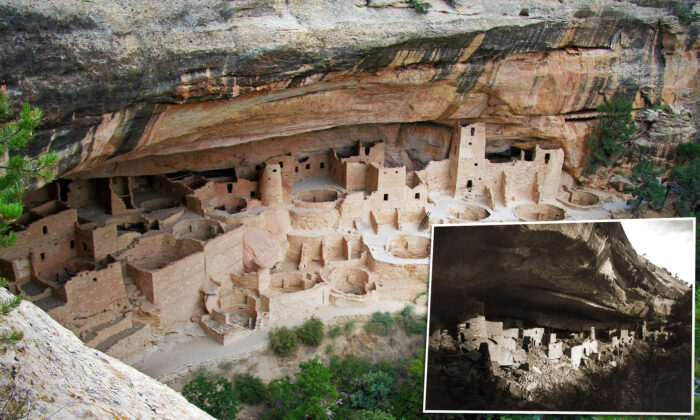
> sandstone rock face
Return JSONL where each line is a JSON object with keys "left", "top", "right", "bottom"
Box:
{"left": 0, "top": 0, "right": 697, "bottom": 179}
{"left": 431, "top": 222, "right": 690, "bottom": 330}
{"left": 0, "top": 289, "right": 212, "bottom": 419}
{"left": 243, "top": 227, "right": 284, "bottom": 272}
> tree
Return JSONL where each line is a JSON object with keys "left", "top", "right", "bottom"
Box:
{"left": 586, "top": 98, "right": 635, "bottom": 170}
{"left": 182, "top": 374, "right": 241, "bottom": 419}
{"left": 233, "top": 373, "right": 266, "bottom": 405}
{"left": 670, "top": 157, "right": 700, "bottom": 216}
{"left": 264, "top": 358, "right": 339, "bottom": 420}
{"left": 0, "top": 91, "right": 57, "bottom": 248}
{"left": 0, "top": 90, "right": 56, "bottom": 346}
{"left": 627, "top": 159, "right": 666, "bottom": 215}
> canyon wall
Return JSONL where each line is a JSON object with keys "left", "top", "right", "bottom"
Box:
{"left": 0, "top": 0, "right": 697, "bottom": 179}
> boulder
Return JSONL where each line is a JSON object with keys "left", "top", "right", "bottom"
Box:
{"left": 242, "top": 227, "right": 284, "bottom": 272}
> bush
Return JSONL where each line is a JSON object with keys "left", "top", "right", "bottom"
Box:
{"left": 182, "top": 374, "right": 240, "bottom": 419}
{"left": 586, "top": 98, "right": 635, "bottom": 171}
{"left": 394, "top": 305, "right": 427, "bottom": 335}
{"left": 677, "top": 142, "right": 700, "bottom": 165}
{"left": 348, "top": 369, "right": 396, "bottom": 411}
{"left": 344, "top": 320, "right": 356, "bottom": 337}
{"left": 330, "top": 354, "right": 373, "bottom": 391}
{"left": 364, "top": 312, "right": 396, "bottom": 336}
{"left": 233, "top": 373, "right": 266, "bottom": 405}
{"left": 627, "top": 159, "right": 666, "bottom": 215}
{"left": 269, "top": 326, "right": 298, "bottom": 356}
{"left": 327, "top": 324, "right": 343, "bottom": 339}
{"left": 409, "top": 0, "right": 431, "bottom": 14}
{"left": 670, "top": 158, "right": 700, "bottom": 216}
{"left": 296, "top": 316, "right": 324, "bottom": 347}
{"left": 673, "top": 2, "right": 700, "bottom": 25}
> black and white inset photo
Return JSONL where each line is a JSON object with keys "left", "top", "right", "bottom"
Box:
{"left": 424, "top": 219, "right": 695, "bottom": 415}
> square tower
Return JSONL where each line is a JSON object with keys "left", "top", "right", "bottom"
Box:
{"left": 449, "top": 122, "right": 487, "bottom": 196}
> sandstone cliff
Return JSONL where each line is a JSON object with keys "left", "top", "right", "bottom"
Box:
{"left": 0, "top": 288, "right": 213, "bottom": 419}
{"left": 430, "top": 221, "right": 690, "bottom": 330}
{"left": 1, "top": 0, "right": 697, "bottom": 179}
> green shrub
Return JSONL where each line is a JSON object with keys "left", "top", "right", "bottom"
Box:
{"left": 344, "top": 320, "right": 357, "bottom": 337}
{"left": 327, "top": 324, "right": 343, "bottom": 339}
{"left": 265, "top": 359, "right": 339, "bottom": 419}
{"left": 182, "top": 374, "right": 240, "bottom": 419}
{"left": 348, "top": 369, "right": 396, "bottom": 411}
{"left": 269, "top": 326, "right": 298, "bottom": 356}
{"left": 627, "top": 158, "right": 666, "bottom": 215}
{"left": 330, "top": 354, "right": 373, "bottom": 390}
{"left": 409, "top": 0, "right": 431, "bottom": 14}
{"left": 364, "top": 312, "right": 396, "bottom": 336}
{"left": 586, "top": 98, "right": 635, "bottom": 171}
{"left": 394, "top": 305, "right": 427, "bottom": 335}
{"left": 670, "top": 158, "right": 700, "bottom": 216}
{"left": 233, "top": 373, "right": 266, "bottom": 405}
{"left": 296, "top": 316, "right": 324, "bottom": 347}
{"left": 673, "top": 2, "right": 700, "bottom": 25}
{"left": 677, "top": 142, "right": 700, "bottom": 165}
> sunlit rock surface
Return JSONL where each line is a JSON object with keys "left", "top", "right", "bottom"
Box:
{"left": 0, "top": 289, "right": 213, "bottom": 419}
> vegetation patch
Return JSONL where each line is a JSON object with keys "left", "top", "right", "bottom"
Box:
{"left": 394, "top": 305, "right": 426, "bottom": 335}
{"left": 269, "top": 326, "right": 299, "bottom": 356}
{"left": 296, "top": 316, "right": 324, "bottom": 347}
{"left": 233, "top": 373, "right": 267, "bottom": 405}
{"left": 586, "top": 98, "right": 635, "bottom": 171}
{"left": 364, "top": 312, "right": 396, "bottom": 336}
{"left": 182, "top": 373, "right": 240, "bottom": 419}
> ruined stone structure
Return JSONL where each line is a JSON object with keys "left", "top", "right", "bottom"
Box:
{"left": 1, "top": 122, "right": 570, "bottom": 353}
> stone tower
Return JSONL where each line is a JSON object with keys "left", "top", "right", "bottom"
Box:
{"left": 260, "top": 164, "right": 284, "bottom": 207}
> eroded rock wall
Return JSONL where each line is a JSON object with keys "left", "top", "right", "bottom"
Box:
{"left": 1, "top": 0, "right": 697, "bottom": 179}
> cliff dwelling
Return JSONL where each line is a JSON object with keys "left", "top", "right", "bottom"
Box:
{"left": 0, "top": 121, "right": 592, "bottom": 356}
{"left": 426, "top": 220, "right": 693, "bottom": 413}
{"left": 0, "top": 0, "right": 698, "bottom": 417}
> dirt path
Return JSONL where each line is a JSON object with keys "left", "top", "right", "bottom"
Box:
{"left": 133, "top": 300, "right": 422, "bottom": 381}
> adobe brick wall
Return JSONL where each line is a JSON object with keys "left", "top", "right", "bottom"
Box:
{"left": 262, "top": 283, "right": 327, "bottom": 321}
{"left": 151, "top": 251, "right": 206, "bottom": 327}
{"left": 61, "top": 262, "right": 127, "bottom": 318}
{"left": 290, "top": 208, "right": 339, "bottom": 230}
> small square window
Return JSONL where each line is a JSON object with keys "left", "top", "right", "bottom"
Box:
{"left": 70, "top": 240, "right": 75, "bottom": 249}
{"left": 42, "top": 226, "right": 48, "bottom": 234}
{"left": 383, "top": 194, "right": 389, "bottom": 201}
{"left": 92, "top": 277, "right": 97, "bottom": 282}
{"left": 272, "top": 169, "right": 277, "bottom": 173}
{"left": 415, "top": 193, "right": 420, "bottom": 199}
{"left": 320, "top": 162, "right": 325, "bottom": 169}
{"left": 295, "top": 166, "right": 299, "bottom": 173}
{"left": 305, "top": 164, "right": 310, "bottom": 170}
{"left": 255, "top": 165, "right": 261, "bottom": 171}
{"left": 474, "top": 163, "right": 478, "bottom": 167}
{"left": 468, "top": 142, "right": 472, "bottom": 146}
{"left": 250, "top": 191, "right": 256, "bottom": 198}
{"left": 40, "top": 252, "right": 45, "bottom": 261}
{"left": 227, "top": 184, "right": 233, "bottom": 193}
